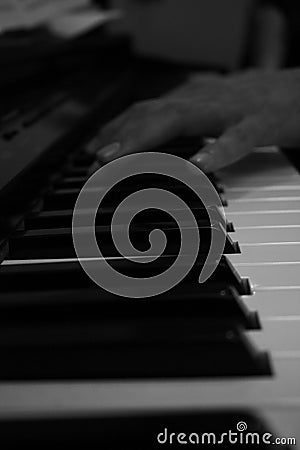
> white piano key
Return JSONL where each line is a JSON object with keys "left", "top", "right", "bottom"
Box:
{"left": 226, "top": 199, "right": 300, "bottom": 212}
{"left": 264, "top": 409, "right": 300, "bottom": 449}
{"left": 249, "top": 319, "right": 300, "bottom": 352}
{"left": 232, "top": 262, "right": 300, "bottom": 288}
{"left": 228, "top": 243, "right": 300, "bottom": 263}
{"left": 224, "top": 175, "right": 300, "bottom": 188}
{"left": 242, "top": 287, "right": 300, "bottom": 317}
{"left": 218, "top": 147, "right": 298, "bottom": 186}
{"left": 227, "top": 185, "right": 300, "bottom": 192}
{"left": 227, "top": 188, "right": 300, "bottom": 200}
{"left": 230, "top": 196, "right": 300, "bottom": 202}
{"left": 231, "top": 226, "right": 300, "bottom": 244}
{"left": 226, "top": 211, "right": 300, "bottom": 227}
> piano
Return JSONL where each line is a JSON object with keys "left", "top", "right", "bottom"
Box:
{"left": 0, "top": 59, "right": 299, "bottom": 448}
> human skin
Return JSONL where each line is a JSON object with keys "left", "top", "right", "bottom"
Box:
{"left": 94, "top": 69, "right": 300, "bottom": 172}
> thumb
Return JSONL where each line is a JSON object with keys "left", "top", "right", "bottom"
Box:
{"left": 190, "top": 115, "right": 265, "bottom": 172}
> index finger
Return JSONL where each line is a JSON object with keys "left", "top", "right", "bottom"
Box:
{"left": 96, "top": 100, "right": 184, "bottom": 162}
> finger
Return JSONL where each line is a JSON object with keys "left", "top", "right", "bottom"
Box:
{"left": 190, "top": 114, "right": 266, "bottom": 172}
{"left": 165, "top": 74, "right": 225, "bottom": 101}
{"left": 84, "top": 110, "right": 131, "bottom": 155}
{"left": 96, "top": 100, "right": 183, "bottom": 162}
{"left": 96, "top": 99, "right": 233, "bottom": 163}
{"left": 98, "top": 109, "right": 133, "bottom": 146}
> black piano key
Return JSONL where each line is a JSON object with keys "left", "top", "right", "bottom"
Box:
{"left": 132, "top": 223, "right": 238, "bottom": 253}
{"left": 0, "top": 239, "right": 9, "bottom": 262}
{"left": 0, "top": 411, "right": 283, "bottom": 450}
{"left": 0, "top": 320, "right": 271, "bottom": 379}
{"left": 0, "top": 286, "right": 259, "bottom": 330}
{"left": 0, "top": 256, "right": 251, "bottom": 295}
{"left": 0, "top": 313, "right": 248, "bottom": 347}
{"left": 0, "top": 284, "right": 236, "bottom": 304}
{"left": 43, "top": 189, "right": 81, "bottom": 209}
{"left": 9, "top": 224, "right": 239, "bottom": 260}
{"left": 43, "top": 187, "right": 228, "bottom": 210}
{"left": 55, "top": 174, "right": 225, "bottom": 194}
{"left": 24, "top": 209, "right": 235, "bottom": 233}
{"left": 9, "top": 227, "right": 239, "bottom": 259}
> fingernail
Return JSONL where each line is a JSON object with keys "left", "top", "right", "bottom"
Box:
{"left": 87, "top": 161, "right": 101, "bottom": 176}
{"left": 97, "top": 142, "right": 121, "bottom": 162}
{"left": 190, "top": 153, "right": 212, "bottom": 172}
{"left": 204, "top": 137, "right": 216, "bottom": 145}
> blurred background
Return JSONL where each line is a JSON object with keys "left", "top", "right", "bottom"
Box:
{"left": 1, "top": 0, "right": 300, "bottom": 81}
{"left": 2, "top": 0, "right": 300, "bottom": 159}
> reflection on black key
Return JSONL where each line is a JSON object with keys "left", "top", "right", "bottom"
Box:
{"left": 43, "top": 186, "right": 227, "bottom": 210}
{"left": 0, "top": 257, "right": 251, "bottom": 294}
{"left": 9, "top": 224, "right": 239, "bottom": 260}
{"left": 55, "top": 174, "right": 225, "bottom": 193}
{"left": 0, "top": 286, "right": 259, "bottom": 330}
{"left": 25, "top": 209, "right": 235, "bottom": 232}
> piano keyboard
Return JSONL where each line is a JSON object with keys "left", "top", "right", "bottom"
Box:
{"left": 0, "top": 141, "right": 299, "bottom": 448}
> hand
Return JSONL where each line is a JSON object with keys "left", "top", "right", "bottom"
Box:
{"left": 94, "top": 69, "right": 300, "bottom": 172}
